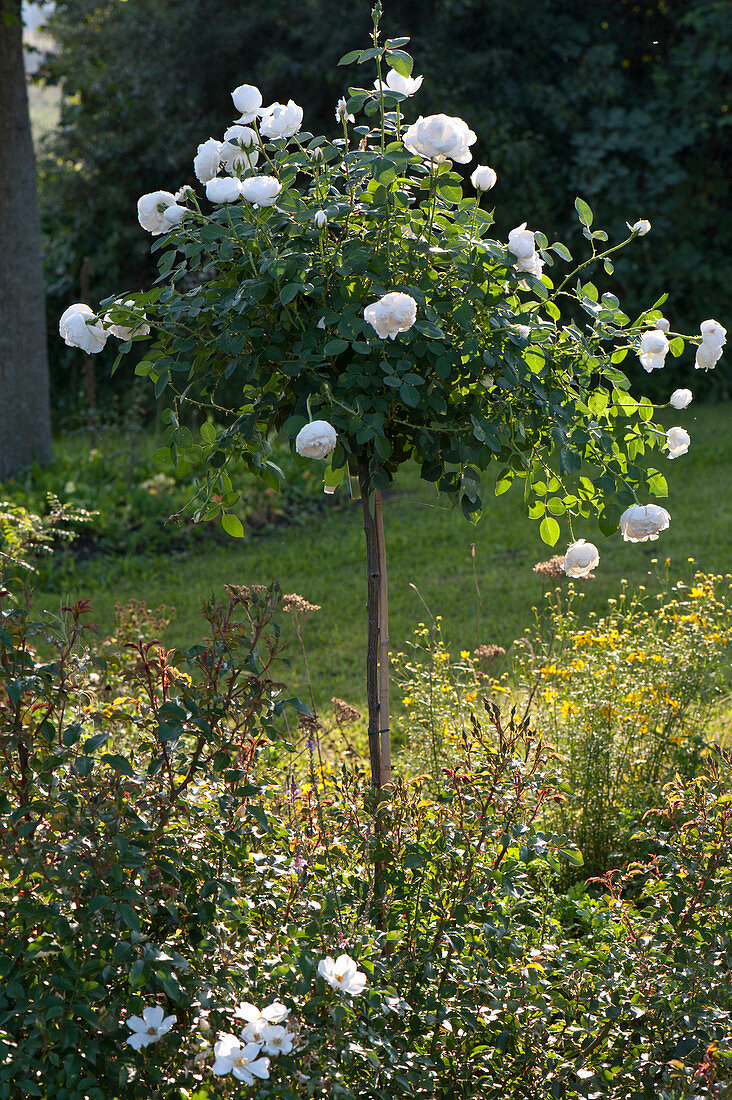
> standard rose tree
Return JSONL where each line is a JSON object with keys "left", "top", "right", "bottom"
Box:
{"left": 61, "top": 3, "right": 725, "bottom": 789}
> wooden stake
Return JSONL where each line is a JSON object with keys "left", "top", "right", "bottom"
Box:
{"left": 374, "top": 489, "right": 391, "bottom": 785}
{"left": 359, "top": 461, "right": 382, "bottom": 790}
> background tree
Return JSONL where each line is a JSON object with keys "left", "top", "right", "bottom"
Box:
{"left": 0, "top": 0, "right": 52, "bottom": 476}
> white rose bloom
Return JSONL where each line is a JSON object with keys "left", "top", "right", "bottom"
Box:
{"left": 174, "top": 184, "right": 194, "bottom": 203}
{"left": 638, "top": 329, "right": 670, "bottom": 373}
{"left": 295, "top": 420, "right": 338, "bottom": 459}
{"left": 240, "top": 1019, "right": 267, "bottom": 1045}
{"left": 220, "top": 125, "right": 259, "bottom": 170}
{"left": 234, "top": 1001, "right": 289, "bottom": 1026}
{"left": 508, "top": 223, "right": 536, "bottom": 262}
{"left": 240, "top": 175, "right": 282, "bottom": 207}
{"left": 206, "top": 176, "right": 243, "bottom": 204}
{"left": 61, "top": 307, "right": 109, "bottom": 354}
{"left": 631, "top": 219, "right": 651, "bottom": 235}
{"left": 516, "top": 251, "right": 544, "bottom": 278}
{"left": 375, "top": 69, "right": 424, "bottom": 96}
{"left": 193, "top": 138, "right": 222, "bottom": 184}
{"left": 656, "top": 317, "right": 670, "bottom": 332}
{"left": 403, "top": 114, "right": 477, "bottom": 164}
{"left": 695, "top": 342, "right": 722, "bottom": 371}
{"left": 620, "top": 503, "right": 671, "bottom": 543}
{"left": 470, "top": 165, "right": 497, "bottom": 191}
{"left": 315, "top": 210, "right": 328, "bottom": 229}
{"left": 666, "top": 426, "right": 690, "bottom": 459}
{"left": 137, "top": 190, "right": 177, "bottom": 234}
{"left": 124, "top": 1005, "right": 177, "bottom": 1051}
{"left": 212, "top": 1035, "right": 270, "bottom": 1084}
{"left": 563, "top": 539, "right": 599, "bottom": 578}
{"left": 107, "top": 299, "right": 150, "bottom": 340}
{"left": 335, "top": 97, "right": 355, "bottom": 124}
{"left": 512, "top": 324, "right": 530, "bottom": 339}
{"left": 231, "top": 83, "right": 263, "bottom": 123}
{"left": 364, "top": 291, "right": 418, "bottom": 340}
{"left": 318, "top": 953, "right": 367, "bottom": 996}
{"left": 162, "top": 203, "right": 188, "bottom": 227}
{"left": 700, "top": 318, "right": 727, "bottom": 350}
{"left": 260, "top": 1025, "right": 293, "bottom": 1057}
{"left": 670, "top": 388, "right": 692, "bottom": 410}
{"left": 260, "top": 100, "right": 303, "bottom": 139}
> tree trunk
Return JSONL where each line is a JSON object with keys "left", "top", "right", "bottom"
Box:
{"left": 0, "top": 0, "right": 53, "bottom": 479}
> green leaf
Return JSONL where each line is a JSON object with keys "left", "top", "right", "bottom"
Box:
{"left": 559, "top": 846, "right": 584, "bottom": 867}
{"left": 221, "top": 513, "right": 244, "bottom": 538}
{"left": 551, "top": 242, "right": 573, "bottom": 261}
{"left": 280, "top": 283, "right": 300, "bottom": 305}
{"left": 385, "top": 49, "right": 413, "bottom": 77}
{"left": 574, "top": 197, "right": 593, "bottom": 228}
{"left": 102, "top": 753, "right": 136, "bottom": 777}
{"left": 338, "top": 49, "right": 362, "bottom": 65}
{"left": 539, "top": 515, "right": 560, "bottom": 546}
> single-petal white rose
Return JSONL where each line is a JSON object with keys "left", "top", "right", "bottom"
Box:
{"left": 318, "top": 953, "right": 367, "bottom": 996}
{"left": 137, "top": 190, "right": 177, "bottom": 235}
{"left": 193, "top": 138, "right": 222, "bottom": 184}
{"left": 240, "top": 175, "right": 282, "bottom": 207}
{"left": 206, "top": 176, "right": 243, "bottom": 204}
{"left": 563, "top": 539, "right": 599, "bottom": 578}
{"left": 162, "top": 203, "right": 188, "bottom": 227}
{"left": 295, "top": 420, "right": 337, "bottom": 459}
{"left": 695, "top": 342, "right": 722, "bottom": 371}
{"left": 107, "top": 299, "right": 150, "bottom": 340}
{"left": 403, "top": 114, "right": 476, "bottom": 164}
{"left": 700, "top": 318, "right": 727, "bottom": 351}
{"left": 336, "top": 96, "right": 355, "bottom": 124}
{"left": 656, "top": 317, "right": 670, "bottom": 332}
{"left": 363, "top": 291, "right": 418, "bottom": 340}
{"left": 620, "top": 503, "right": 671, "bottom": 543}
{"left": 470, "top": 165, "right": 497, "bottom": 192}
{"left": 639, "top": 329, "right": 670, "bottom": 372}
{"left": 260, "top": 100, "right": 303, "bottom": 139}
{"left": 314, "top": 210, "right": 328, "bottom": 229}
{"left": 260, "top": 1024, "right": 293, "bottom": 1056}
{"left": 231, "top": 83, "right": 263, "bottom": 123}
{"left": 212, "top": 1035, "right": 270, "bottom": 1084}
{"left": 666, "top": 426, "right": 690, "bottom": 459}
{"left": 124, "top": 1005, "right": 176, "bottom": 1050}
{"left": 375, "top": 69, "right": 424, "bottom": 97}
{"left": 241, "top": 1019, "right": 267, "bottom": 1045}
{"left": 220, "top": 125, "right": 259, "bottom": 170}
{"left": 631, "top": 219, "right": 651, "bottom": 235}
{"left": 670, "top": 388, "right": 692, "bottom": 410}
{"left": 62, "top": 308, "right": 109, "bottom": 354}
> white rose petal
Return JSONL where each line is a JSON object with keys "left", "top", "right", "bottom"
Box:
{"left": 695, "top": 342, "right": 722, "bottom": 371}
{"left": 336, "top": 97, "right": 355, "bottom": 124}
{"left": 231, "top": 83, "right": 263, "bottom": 123}
{"left": 700, "top": 318, "right": 727, "bottom": 351}
{"left": 137, "top": 190, "right": 177, "bottom": 235}
{"left": 295, "top": 421, "right": 337, "bottom": 460}
{"left": 260, "top": 100, "right": 303, "bottom": 139}
{"left": 162, "top": 203, "right": 188, "bottom": 227}
{"left": 563, "top": 539, "right": 599, "bottom": 578}
{"left": 212, "top": 1035, "right": 270, "bottom": 1084}
{"left": 61, "top": 308, "right": 109, "bottom": 354}
{"left": 403, "top": 113, "right": 476, "bottom": 164}
{"left": 107, "top": 299, "right": 150, "bottom": 341}
{"left": 206, "top": 176, "right": 243, "bottom": 204}
{"left": 317, "top": 953, "right": 367, "bottom": 996}
{"left": 656, "top": 317, "right": 670, "bottom": 332}
{"left": 363, "top": 291, "right": 418, "bottom": 340}
{"left": 666, "top": 426, "right": 690, "bottom": 459}
{"left": 260, "top": 1024, "right": 293, "bottom": 1056}
{"left": 220, "top": 125, "right": 259, "bottom": 170}
{"left": 193, "top": 138, "right": 222, "bottom": 184}
{"left": 375, "top": 69, "right": 424, "bottom": 97}
{"left": 620, "top": 503, "right": 671, "bottom": 543}
{"left": 639, "top": 329, "right": 670, "bottom": 373}
{"left": 314, "top": 210, "right": 328, "bottom": 229}
{"left": 240, "top": 175, "right": 282, "bottom": 207}
{"left": 512, "top": 324, "right": 530, "bottom": 339}
{"left": 470, "top": 165, "right": 497, "bottom": 192}
{"left": 124, "top": 1005, "right": 176, "bottom": 1050}
{"left": 631, "top": 219, "right": 651, "bottom": 235}
{"left": 670, "top": 388, "right": 692, "bottom": 410}
{"left": 59, "top": 303, "right": 93, "bottom": 344}
{"left": 508, "top": 222, "right": 536, "bottom": 261}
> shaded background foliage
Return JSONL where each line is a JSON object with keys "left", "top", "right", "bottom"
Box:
{"left": 37, "top": 0, "right": 731, "bottom": 423}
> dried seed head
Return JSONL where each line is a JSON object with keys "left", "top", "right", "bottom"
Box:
{"left": 283, "top": 593, "right": 321, "bottom": 614}
{"left": 331, "top": 697, "right": 361, "bottom": 724}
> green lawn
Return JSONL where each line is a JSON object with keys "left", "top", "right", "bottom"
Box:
{"left": 33, "top": 402, "right": 732, "bottom": 711}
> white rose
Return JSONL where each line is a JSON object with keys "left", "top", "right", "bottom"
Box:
{"left": 700, "top": 318, "right": 727, "bottom": 351}
{"left": 205, "top": 176, "right": 243, "bottom": 204}
{"left": 137, "top": 190, "right": 177, "bottom": 235}
{"left": 563, "top": 539, "right": 599, "bottom": 578}
{"left": 314, "top": 210, "right": 327, "bottom": 229}
{"left": 240, "top": 175, "right": 282, "bottom": 207}
{"left": 295, "top": 420, "right": 337, "bottom": 459}
{"left": 60, "top": 307, "right": 108, "bottom": 354}
{"left": 670, "top": 388, "right": 692, "bottom": 410}
{"left": 193, "top": 138, "right": 222, "bottom": 184}
{"left": 162, "top": 203, "right": 188, "bottom": 227}
{"left": 317, "top": 954, "right": 367, "bottom": 996}
{"left": 508, "top": 223, "right": 536, "bottom": 262}
{"left": 107, "top": 299, "right": 150, "bottom": 341}
{"left": 620, "top": 503, "right": 671, "bottom": 543}
{"left": 656, "top": 317, "right": 670, "bottom": 332}
{"left": 695, "top": 342, "right": 722, "bottom": 371}
{"left": 375, "top": 69, "right": 423, "bottom": 97}
{"left": 231, "top": 83, "right": 263, "bottom": 123}
{"left": 631, "top": 219, "right": 651, "bottom": 235}
{"left": 174, "top": 184, "right": 194, "bottom": 203}
{"left": 470, "top": 165, "right": 497, "bottom": 192}
{"left": 220, "top": 125, "right": 259, "bottom": 170}
{"left": 512, "top": 324, "right": 530, "bottom": 339}
{"left": 335, "top": 97, "right": 355, "bottom": 124}
{"left": 403, "top": 114, "right": 476, "bottom": 164}
{"left": 516, "top": 251, "right": 544, "bottom": 278}
{"left": 638, "top": 329, "right": 670, "bottom": 373}
{"left": 364, "top": 291, "right": 418, "bottom": 340}
{"left": 260, "top": 100, "right": 303, "bottom": 139}
{"left": 666, "top": 426, "right": 690, "bottom": 459}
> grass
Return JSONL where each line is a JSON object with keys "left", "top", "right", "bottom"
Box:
{"left": 28, "top": 401, "right": 732, "bottom": 714}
